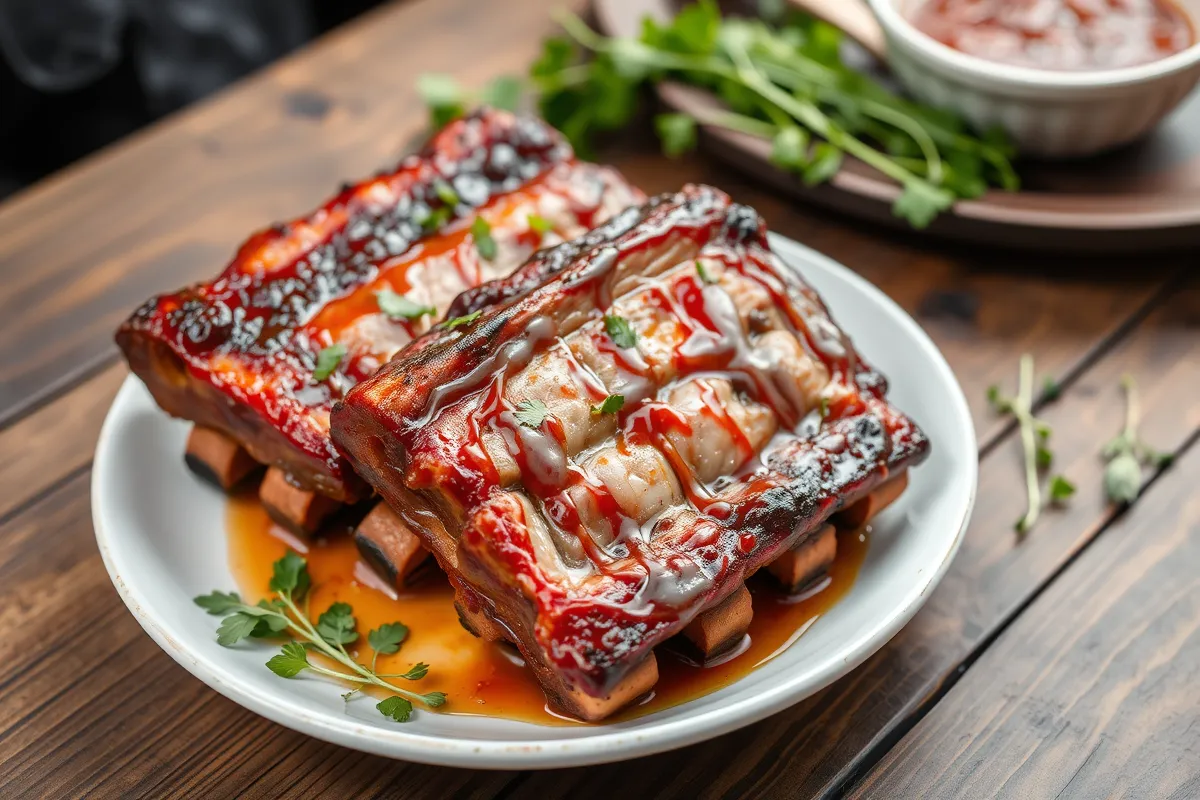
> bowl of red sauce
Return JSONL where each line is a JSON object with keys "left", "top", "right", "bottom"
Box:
{"left": 866, "top": 0, "right": 1200, "bottom": 157}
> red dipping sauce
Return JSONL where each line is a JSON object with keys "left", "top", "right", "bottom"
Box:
{"left": 909, "top": 0, "right": 1196, "bottom": 71}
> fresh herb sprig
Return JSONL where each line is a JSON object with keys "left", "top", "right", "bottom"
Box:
{"left": 987, "top": 354, "right": 1074, "bottom": 535}
{"left": 1101, "top": 375, "right": 1172, "bottom": 505}
{"left": 195, "top": 552, "right": 446, "bottom": 723}
{"left": 527, "top": 2, "right": 1018, "bottom": 228}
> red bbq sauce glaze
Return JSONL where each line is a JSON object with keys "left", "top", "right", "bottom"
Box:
{"left": 226, "top": 491, "right": 869, "bottom": 724}
{"left": 363, "top": 188, "right": 927, "bottom": 696}
{"left": 910, "top": 0, "right": 1195, "bottom": 71}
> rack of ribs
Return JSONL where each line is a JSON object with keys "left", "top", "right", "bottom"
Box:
{"left": 330, "top": 184, "right": 930, "bottom": 720}
{"left": 115, "top": 108, "right": 643, "bottom": 582}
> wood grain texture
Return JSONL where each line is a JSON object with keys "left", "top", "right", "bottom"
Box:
{"left": 505, "top": 281, "right": 1200, "bottom": 799}
{"left": 0, "top": 363, "right": 125, "bottom": 521}
{"left": 852, "top": 439, "right": 1200, "bottom": 800}
{"left": 0, "top": 0, "right": 1197, "bottom": 795}
{"left": 0, "top": 0, "right": 586, "bottom": 427}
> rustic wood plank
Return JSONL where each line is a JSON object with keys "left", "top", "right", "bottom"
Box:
{"left": 0, "top": 0, "right": 585, "bottom": 427}
{"left": 503, "top": 281, "right": 1200, "bottom": 799}
{"left": 0, "top": 363, "right": 125, "bottom": 521}
{"left": 851, "top": 438, "right": 1200, "bottom": 800}
{"left": 0, "top": 0, "right": 1178, "bottom": 436}
{"left": 0, "top": 470, "right": 515, "bottom": 799}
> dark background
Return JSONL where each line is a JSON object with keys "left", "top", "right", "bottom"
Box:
{"left": 0, "top": 0, "right": 386, "bottom": 200}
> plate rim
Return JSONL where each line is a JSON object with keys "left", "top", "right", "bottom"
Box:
{"left": 92, "top": 233, "right": 977, "bottom": 769}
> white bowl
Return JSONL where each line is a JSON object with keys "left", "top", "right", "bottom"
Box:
{"left": 868, "top": 0, "right": 1200, "bottom": 158}
{"left": 92, "top": 233, "right": 977, "bottom": 768}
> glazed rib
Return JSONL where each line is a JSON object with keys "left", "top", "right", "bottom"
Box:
{"left": 116, "top": 109, "right": 642, "bottom": 502}
{"left": 332, "top": 185, "right": 930, "bottom": 719}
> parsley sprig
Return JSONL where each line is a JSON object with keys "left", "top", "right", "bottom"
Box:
{"left": 987, "top": 354, "right": 1074, "bottom": 535}
{"left": 528, "top": 3, "right": 1017, "bottom": 228}
{"left": 1101, "top": 375, "right": 1172, "bottom": 505}
{"left": 195, "top": 552, "right": 446, "bottom": 723}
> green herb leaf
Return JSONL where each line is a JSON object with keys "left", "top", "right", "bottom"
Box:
{"left": 802, "top": 143, "right": 843, "bottom": 187}
{"left": 434, "top": 181, "right": 460, "bottom": 208}
{"left": 417, "top": 73, "right": 465, "bottom": 128}
{"left": 377, "top": 695, "right": 414, "bottom": 723}
{"left": 316, "top": 602, "right": 359, "bottom": 646}
{"left": 1036, "top": 445, "right": 1052, "bottom": 470}
{"left": 312, "top": 344, "right": 346, "bottom": 382}
{"left": 376, "top": 288, "right": 435, "bottom": 321}
{"left": 1104, "top": 452, "right": 1142, "bottom": 505}
{"left": 216, "top": 612, "right": 265, "bottom": 647}
{"left": 194, "top": 591, "right": 243, "bottom": 615}
{"left": 481, "top": 75, "right": 523, "bottom": 111}
{"left": 269, "top": 551, "right": 311, "bottom": 598}
{"left": 527, "top": 213, "right": 553, "bottom": 238}
{"left": 471, "top": 216, "right": 498, "bottom": 261}
{"left": 655, "top": 113, "right": 697, "bottom": 158}
{"left": 399, "top": 662, "right": 429, "bottom": 681}
{"left": 368, "top": 622, "right": 409, "bottom": 656}
{"left": 695, "top": 260, "right": 717, "bottom": 285}
{"left": 420, "top": 691, "right": 448, "bottom": 708}
{"left": 591, "top": 394, "right": 625, "bottom": 415}
{"left": 603, "top": 314, "right": 637, "bottom": 349}
{"left": 418, "top": 204, "right": 453, "bottom": 232}
{"left": 266, "top": 642, "right": 310, "bottom": 678}
{"left": 893, "top": 182, "right": 955, "bottom": 229}
{"left": 770, "top": 126, "right": 810, "bottom": 171}
{"left": 513, "top": 399, "right": 550, "bottom": 428}
{"left": 1041, "top": 376, "right": 1061, "bottom": 401}
{"left": 1048, "top": 475, "right": 1076, "bottom": 504}
{"left": 442, "top": 310, "right": 482, "bottom": 330}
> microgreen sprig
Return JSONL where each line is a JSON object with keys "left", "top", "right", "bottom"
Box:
{"left": 987, "top": 354, "right": 1074, "bottom": 535}
{"left": 1101, "top": 375, "right": 1172, "bottom": 505}
{"left": 195, "top": 552, "right": 445, "bottom": 723}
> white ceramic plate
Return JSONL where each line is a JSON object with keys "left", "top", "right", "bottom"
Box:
{"left": 93, "top": 233, "right": 976, "bottom": 769}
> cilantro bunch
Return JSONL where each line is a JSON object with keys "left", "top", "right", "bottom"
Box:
{"left": 195, "top": 551, "right": 446, "bottom": 722}
{"left": 528, "top": 1, "right": 1018, "bottom": 228}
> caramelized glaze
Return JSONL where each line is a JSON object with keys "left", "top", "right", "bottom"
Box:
{"left": 227, "top": 492, "right": 867, "bottom": 725}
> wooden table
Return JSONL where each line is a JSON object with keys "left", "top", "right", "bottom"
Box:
{"left": 1, "top": 0, "right": 1196, "bottom": 797}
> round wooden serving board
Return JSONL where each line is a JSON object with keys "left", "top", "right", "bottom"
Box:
{"left": 593, "top": 0, "right": 1200, "bottom": 252}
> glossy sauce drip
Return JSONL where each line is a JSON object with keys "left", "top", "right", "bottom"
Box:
{"left": 910, "top": 0, "right": 1195, "bottom": 71}
{"left": 227, "top": 492, "right": 868, "bottom": 724}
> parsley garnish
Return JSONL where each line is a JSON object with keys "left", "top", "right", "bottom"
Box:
{"left": 418, "top": 205, "right": 453, "bottom": 233}
{"left": 471, "top": 216, "right": 498, "bottom": 260}
{"left": 528, "top": 5, "right": 1018, "bottom": 228}
{"left": 441, "top": 310, "right": 482, "bottom": 330}
{"left": 195, "top": 552, "right": 445, "bottom": 722}
{"left": 376, "top": 288, "right": 435, "bottom": 321}
{"left": 986, "top": 354, "right": 1072, "bottom": 535}
{"left": 513, "top": 399, "right": 550, "bottom": 428}
{"left": 312, "top": 344, "right": 347, "bottom": 382}
{"left": 1101, "top": 375, "right": 1172, "bottom": 505}
{"left": 591, "top": 394, "right": 625, "bottom": 415}
{"left": 603, "top": 314, "right": 637, "bottom": 349}
{"left": 696, "top": 260, "right": 717, "bottom": 285}
{"left": 527, "top": 214, "right": 553, "bottom": 239}
{"left": 434, "top": 181, "right": 460, "bottom": 208}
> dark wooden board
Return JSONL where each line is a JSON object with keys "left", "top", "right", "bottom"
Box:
{"left": 853, "top": 440, "right": 1200, "bottom": 799}
{"left": 0, "top": 0, "right": 1198, "bottom": 796}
